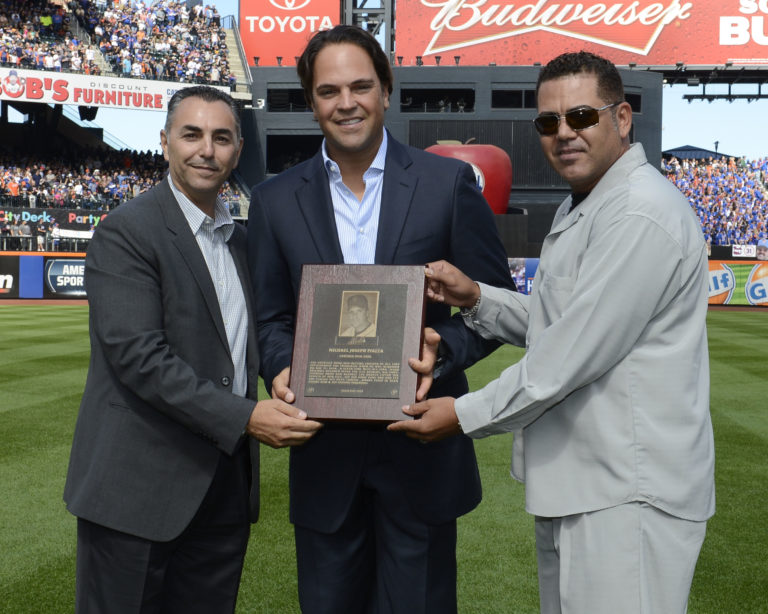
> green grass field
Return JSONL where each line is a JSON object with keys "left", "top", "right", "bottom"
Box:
{"left": 1, "top": 305, "right": 766, "bottom": 613}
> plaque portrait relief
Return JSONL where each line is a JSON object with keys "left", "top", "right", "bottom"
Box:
{"left": 339, "top": 291, "right": 379, "bottom": 339}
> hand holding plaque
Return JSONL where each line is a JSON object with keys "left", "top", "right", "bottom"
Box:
{"left": 290, "top": 264, "right": 427, "bottom": 422}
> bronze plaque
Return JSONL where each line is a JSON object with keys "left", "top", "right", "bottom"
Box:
{"left": 290, "top": 264, "right": 426, "bottom": 422}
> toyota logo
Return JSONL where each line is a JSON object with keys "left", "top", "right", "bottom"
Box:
{"left": 268, "top": 0, "right": 311, "bottom": 10}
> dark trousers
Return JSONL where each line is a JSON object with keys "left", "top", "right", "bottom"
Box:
{"left": 75, "top": 447, "right": 250, "bottom": 614}
{"left": 294, "top": 437, "right": 458, "bottom": 614}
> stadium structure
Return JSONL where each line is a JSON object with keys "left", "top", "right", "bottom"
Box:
{"left": 3, "top": 0, "right": 768, "bottom": 258}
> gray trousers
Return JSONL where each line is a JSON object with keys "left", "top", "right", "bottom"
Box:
{"left": 535, "top": 502, "right": 707, "bottom": 614}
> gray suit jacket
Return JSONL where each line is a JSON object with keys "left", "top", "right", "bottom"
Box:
{"left": 64, "top": 179, "right": 261, "bottom": 541}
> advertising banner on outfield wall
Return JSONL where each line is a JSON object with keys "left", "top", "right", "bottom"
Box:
{"left": 0, "top": 254, "right": 20, "bottom": 298}
{"left": 0, "top": 68, "right": 227, "bottom": 111}
{"left": 395, "top": 0, "right": 768, "bottom": 66}
{"left": 239, "top": 0, "right": 340, "bottom": 67}
{"left": 1, "top": 208, "right": 106, "bottom": 231}
{"left": 0, "top": 253, "right": 85, "bottom": 300}
{"left": 708, "top": 260, "right": 768, "bottom": 307}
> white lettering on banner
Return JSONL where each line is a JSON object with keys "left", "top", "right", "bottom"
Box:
{"left": 419, "top": 0, "right": 693, "bottom": 55}
{"left": 0, "top": 274, "right": 13, "bottom": 291}
{"left": 56, "top": 276, "right": 85, "bottom": 287}
{"left": 62, "top": 264, "right": 85, "bottom": 276}
{"left": 245, "top": 14, "right": 333, "bottom": 33}
{"left": 721, "top": 17, "right": 768, "bottom": 45}
{"left": 738, "top": 0, "right": 768, "bottom": 15}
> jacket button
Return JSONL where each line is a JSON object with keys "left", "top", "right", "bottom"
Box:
{"left": 221, "top": 377, "right": 231, "bottom": 386}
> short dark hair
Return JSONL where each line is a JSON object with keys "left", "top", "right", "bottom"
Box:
{"left": 536, "top": 51, "right": 624, "bottom": 106}
{"left": 347, "top": 294, "right": 369, "bottom": 310}
{"left": 297, "top": 25, "right": 393, "bottom": 108}
{"left": 164, "top": 85, "right": 241, "bottom": 140}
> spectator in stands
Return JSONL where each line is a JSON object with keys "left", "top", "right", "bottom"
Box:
{"left": 9, "top": 217, "right": 20, "bottom": 250}
{"left": 19, "top": 218, "right": 32, "bottom": 249}
{"left": 0, "top": 217, "right": 9, "bottom": 249}
{"left": 36, "top": 220, "right": 46, "bottom": 251}
{"left": 49, "top": 221, "right": 60, "bottom": 250}
{"left": 758, "top": 239, "right": 768, "bottom": 261}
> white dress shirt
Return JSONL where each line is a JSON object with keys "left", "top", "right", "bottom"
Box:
{"left": 169, "top": 175, "right": 248, "bottom": 398}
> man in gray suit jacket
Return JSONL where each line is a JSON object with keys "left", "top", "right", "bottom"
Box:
{"left": 63, "top": 86, "right": 321, "bottom": 614}
{"left": 390, "top": 53, "right": 715, "bottom": 614}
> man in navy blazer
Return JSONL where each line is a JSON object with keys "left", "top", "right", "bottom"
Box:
{"left": 64, "top": 86, "right": 321, "bottom": 614}
{"left": 248, "top": 26, "right": 514, "bottom": 614}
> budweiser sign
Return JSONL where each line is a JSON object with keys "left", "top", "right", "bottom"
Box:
{"left": 395, "top": 0, "right": 768, "bottom": 66}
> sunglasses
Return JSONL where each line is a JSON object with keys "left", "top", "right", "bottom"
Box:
{"left": 532, "top": 102, "right": 621, "bottom": 136}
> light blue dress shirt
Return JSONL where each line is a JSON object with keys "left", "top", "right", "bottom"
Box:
{"left": 322, "top": 130, "right": 388, "bottom": 264}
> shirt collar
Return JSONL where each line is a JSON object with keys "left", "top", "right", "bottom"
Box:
{"left": 168, "top": 174, "right": 234, "bottom": 241}
{"left": 321, "top": 128, "right": 388, "bottom": 177}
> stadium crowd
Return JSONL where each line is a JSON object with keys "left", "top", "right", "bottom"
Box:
{"left": 664, "top": 155, "right": 768, "bottom": 248}
{"left": 76, "top": 0, "right": 235, "bottom": 87}
{"left": 2, "top": 146, "right": 766, "bottom": 250}
{"left": 0, "top": 0, "right": 101, "bottom": 74}
{"left": 0, "top": 0, "right": 235, "bottom": 88}
{"left": 0, "top": 148, "right": 244, "bottom": 213}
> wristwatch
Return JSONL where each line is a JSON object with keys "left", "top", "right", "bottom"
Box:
{"left": 460, "top": 293, "right": 482, "bottom": 320}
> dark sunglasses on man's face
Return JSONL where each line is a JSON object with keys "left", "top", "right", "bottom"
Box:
{"left": 532, "top": 102, "right": 621, "bottom": 136}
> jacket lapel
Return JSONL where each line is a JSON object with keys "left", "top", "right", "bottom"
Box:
{"left": 375, "top": 136, "right": 416, "bottom": 264}
{"left": 296, "top": 153, "right": 345, "bottom": 263}
{"left": 156, "top": 178, "right": 230, "bottom": 350}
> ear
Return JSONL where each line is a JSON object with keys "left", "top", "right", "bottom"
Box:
{"left": 160, "top": 130, "right": 169, "bottom": 161}
{"left": 616, "top": 101, "right": 632, "bottom": 140}
{"left": 233, "top": 137, "right": 245, "bottom": 167}
{"left": 383, "top": 88, "right": 390, "bottom": 111}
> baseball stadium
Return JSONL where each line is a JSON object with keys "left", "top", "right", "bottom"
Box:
{"left": 1, "top": 0, "right": 766, "bottom": 612}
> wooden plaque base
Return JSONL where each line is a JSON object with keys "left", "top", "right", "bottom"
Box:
{"left": 290, "top": 264, "right": 426, "bottom": 422}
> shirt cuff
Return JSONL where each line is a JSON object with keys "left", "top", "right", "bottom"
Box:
{"left": 454, "top": 391, "right": 491, "bottom": 438}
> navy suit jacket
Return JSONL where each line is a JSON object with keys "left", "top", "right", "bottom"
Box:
{"left": 248, "top": 135, "right": 514, "bottom": 532}
{"left": 64, "top": 179, "right": 261, "bottom": 542}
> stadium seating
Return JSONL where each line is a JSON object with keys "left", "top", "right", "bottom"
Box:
{"left": 664, "top": 156, "right": 768, "bottom": 247}
{"left": 1, "top": 0, "right": 234, "bottom": 86}
{"left": 0, "top": 149, "right": 243, "bottom": 213}
{"left": 75, "top": 0, "right": 234, "bottom": 86}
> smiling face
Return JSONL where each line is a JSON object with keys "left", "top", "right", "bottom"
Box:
{"left": 348, "top": 304, "right": 370, "bottom": 333}
{"left": 160, "top": 96, "right": 243, "bottom": 215}
{"left": 309, "top": 42, "right": 389, "bottom": 166}
{"left": 536, "top": 72, "right": 631, "bottom": 194}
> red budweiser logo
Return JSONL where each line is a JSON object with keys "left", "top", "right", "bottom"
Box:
{"left": 419, "top": 0, "right": 693, "bottom": 55}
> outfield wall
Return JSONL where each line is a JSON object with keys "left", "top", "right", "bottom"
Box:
{"left": 2, "top": 254, "right": 766, "bottom": 308}
{"left": 0, "top": 252, "right": 85, "bottom": 300}
{"left": 709, "top": 260, "right": 768, "bottom": 308}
